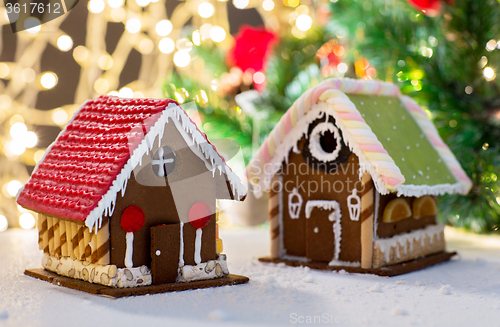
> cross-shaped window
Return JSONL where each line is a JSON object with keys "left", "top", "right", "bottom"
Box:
{"left": 152, "top": 145, "right": 176, "bottom": 177}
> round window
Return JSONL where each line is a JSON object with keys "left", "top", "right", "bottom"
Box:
{"left": 152, "top": 145, "right": 176, "bottom": 177}
{"left": 308, "top": 122, "right": 341, "bottom": 162}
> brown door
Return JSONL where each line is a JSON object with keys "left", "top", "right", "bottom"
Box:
{"left": 305, "top": 202, "right": 341, "bottom": 263}
{"left": 150, "top": 223, "right": 181, "bottom": 285}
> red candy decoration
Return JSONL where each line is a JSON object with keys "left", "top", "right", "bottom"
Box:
{"left": 121, "top": 205, "right": 146, "bottom": 233}
{"left": 226, "top": 26, "right": 278, "bottom": 92}
{"left": 188, "top": 202, "right": 213, "bottom": 229}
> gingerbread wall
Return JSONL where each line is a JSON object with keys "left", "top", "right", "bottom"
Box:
{"left": 280, "top": 135, "right": 363, "bottom": 264}
{"left": 108, "top": 120, "right": 231, "bottom": 269}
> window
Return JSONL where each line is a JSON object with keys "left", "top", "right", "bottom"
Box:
{"left": 152, "top": 145, "right": 176, "bottom": 177}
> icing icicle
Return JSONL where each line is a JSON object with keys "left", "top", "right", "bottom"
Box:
{"left": 124, "top": 232, "right": 134, "bottom": 268}
{"left": 194, "top": 228, "right": 203, "bottom": 265}
{"left": 179, "top": 221, "right": 184, "bottom": 267}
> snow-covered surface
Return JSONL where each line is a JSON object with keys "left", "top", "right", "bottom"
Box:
{"left": 2, "top": 226, "right": 500, "bottom": 326}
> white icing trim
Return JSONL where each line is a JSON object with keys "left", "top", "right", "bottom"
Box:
{"left": 151, "top": 146, "right": 174, "bottom": 177}
{"left": 374, "top": 224, "right": 445, "bottom": 263}
{"left": 347, "top": 188, "right": 361, "bottom": 221}
{"left": 194, "top": 228, "right": 202, "bottom": 265}
{"left": 305, "top": 200, "right": 342, "bottom": 260}
{"left": 373, "top": 190, "right": 380, "bottom": 240}
{"left": 308, "top": 120, "right": 341, "bottom": 162}
{"left": 287, "top": 187, "right": 303, "bottom": 219}
{"left": 177, "top": 255, "right": 229, "bottom": 282}
{"left": 277, "top": 175, "right": 285, "bottom": 258}
{"left": 124, "top": 232, "right": 134, "bottom": 268}
{"left": 328, "top": 260, "right": 361, "bottom": 267}
{"left": 179, "top": 221, "right": 184, "bottom": 267}
{"left": 84, "top": 102, "right": 247, "bottom": 232}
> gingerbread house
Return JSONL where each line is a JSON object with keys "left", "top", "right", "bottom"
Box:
{"left": 18, "top": 95, "right": 248, "bottom": 295}
{"left": 247, "top": 78, "right": 472, "bottom": 275}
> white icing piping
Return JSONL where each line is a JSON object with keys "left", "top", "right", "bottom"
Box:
{"left": 124, "top": 232, "right": 134, "bottom": 268}
{"left": 373, "top": 190, "right": 380, "bottom": 240}
{"left": 328, "top": 260, "right": 361, "bottom": 267}
{"left": 84, "top": 102, "right": 247, "bottom": 232}
{"left": 305, "top": 200, "right": 342, "bottom": 260}
{"left": 194, "top": 228, "right": 202, "bottom": 265}
{"left": 308, "top": 120, "right": 342, "bottom": 162}
{"left": 179, "top": 221, "right": 184, "bottom": 267}
{"left": 347, "top": 188, "right": 361, "bottom": 221}
{"left": 288, "top": 187, "right": 303, "bottom": 219}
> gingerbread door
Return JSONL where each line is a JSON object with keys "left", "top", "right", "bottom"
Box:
{"left": 305, "top": 201, "right": 341, "bottom": 263}
{"left": 150, "top": 223, "right": 181, "bottom": 285}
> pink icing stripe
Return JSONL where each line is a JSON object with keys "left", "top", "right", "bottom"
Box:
{"left": 430, "top": 137, "right": 447, "bottom": 148}
{"left": 283, "top": 110, "right": 292, "bottom": 134}
{"left": 382, "top": 176, "right": 404, "bottom": 186}
{"left": 337, "top": 112, "right": 365, "bottom": 122}
{"left": 375, "top": 82, "right": 383, "bottom": 95}
{"left": 359, "top": 144, "right": 388, "bottom": 155}
{"left": 354, "top": 82, "right": 364, "bottom": 93}
{"left": 453, "top": 170, "right": 469, "bottom": 181}
{"left": 311, "top": 85, "right": 335, "bottom": 105}
{"left": 261, "top": 139, "right": 270, "bottom": 163}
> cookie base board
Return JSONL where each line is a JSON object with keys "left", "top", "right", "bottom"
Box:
{"left": 258, "top": 251, "right": 457, "bottom": 276}
{"left": 24, "top": 268, "right": 249, "bottom": 298}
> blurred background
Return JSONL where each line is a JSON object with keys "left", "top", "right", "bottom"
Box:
{"left": 0, "top": 0, "right": 498, "bottom": 233}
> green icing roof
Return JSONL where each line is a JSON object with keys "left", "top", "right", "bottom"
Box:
{"left": 347, "top": 94, "right": 457, "bottom": 187}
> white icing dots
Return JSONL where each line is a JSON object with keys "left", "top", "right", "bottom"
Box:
{"left": 314, "top": 227, "right": 319, "bottom": 233}
{"left": 426, "top": 176, "right": 430, "bottom": 179}
{"left": 387, "top": 138, "right": 390, "bottom": 141}
{"left": 360, "top": 101, "right": 364, "bottom": 105}
{"left": 401, "top": 158, "right": 405, "bottom": 161}
{"left": 418, "top": 170, "right": 423, "bottom": 176}
{"left": 416, "top": 143, "right": 419, "bottom": 147}
{"left": 376, "top": 113, "right": 380, "bottom": 117}
{"left": 388, "top": 100, "right": 392, "bottom": 104}
{"left": 401, "top": 116, "right": 406, "bottom": 120}
{"left": 155, "top": 250, "right": 161, "bottom": 256}
{"left": 406, "top": 146, "right": 410, "bottom": 150}
{"left": 393, "top": 126, "right": 397, "bottom": 130}
{"left": 374, "top": 101, "right": 377, "bottom": 105}
{"left": 426, "top": 167, "right": 430, "bottom": 170}
{"left": 413, "top": 175, "right": 416, "bottom": 179}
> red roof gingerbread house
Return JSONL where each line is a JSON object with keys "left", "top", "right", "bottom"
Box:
{"left": 18, "top": 95, "right": 248, "bottom": 296}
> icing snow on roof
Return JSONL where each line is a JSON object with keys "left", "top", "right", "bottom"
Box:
{"left": 247, "top": 78, "right": 472, "bottom": 198}
{"left": 17, "top": 96, "right": 246, "bottom": 231}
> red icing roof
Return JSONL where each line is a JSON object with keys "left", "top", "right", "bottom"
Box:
{"left": 17, "top": 96, "right": 180, "bottom": 221}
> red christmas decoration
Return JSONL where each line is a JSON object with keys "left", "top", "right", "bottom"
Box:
{"left": 121, "top": 205, "right": 146, "bottom": 233}
{"left": 188, "top": 202, "right": 213, "bottom": 229}
{"left": 226, "top": 25, "right": 278, "bottom": 74}
{"left": 406, "top": 0, "right": 454, "bottom": 16}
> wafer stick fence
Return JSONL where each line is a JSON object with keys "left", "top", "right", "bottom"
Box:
{"left": 37, "top": 213, "right": 109, "bottom": 265}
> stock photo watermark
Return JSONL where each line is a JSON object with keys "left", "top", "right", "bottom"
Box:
{"left": 3, "top": 0, "right": 79, "bottom": 33}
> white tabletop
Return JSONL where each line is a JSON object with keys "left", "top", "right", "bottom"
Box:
{"left": 1, "top": 226, "right": 499, "bottom": 327}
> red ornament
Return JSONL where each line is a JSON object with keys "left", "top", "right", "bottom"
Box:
{"left": 188, "top": 202, "right": 213, "bottom": 229}
{"left": 226, "top": 26, "right": 278, "bottom": 74}
{"left": 406, "top": 0, "right": 453, "bottom": 16}
{"left": 121, "top": 205, "right": 146, "bottom": 233}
